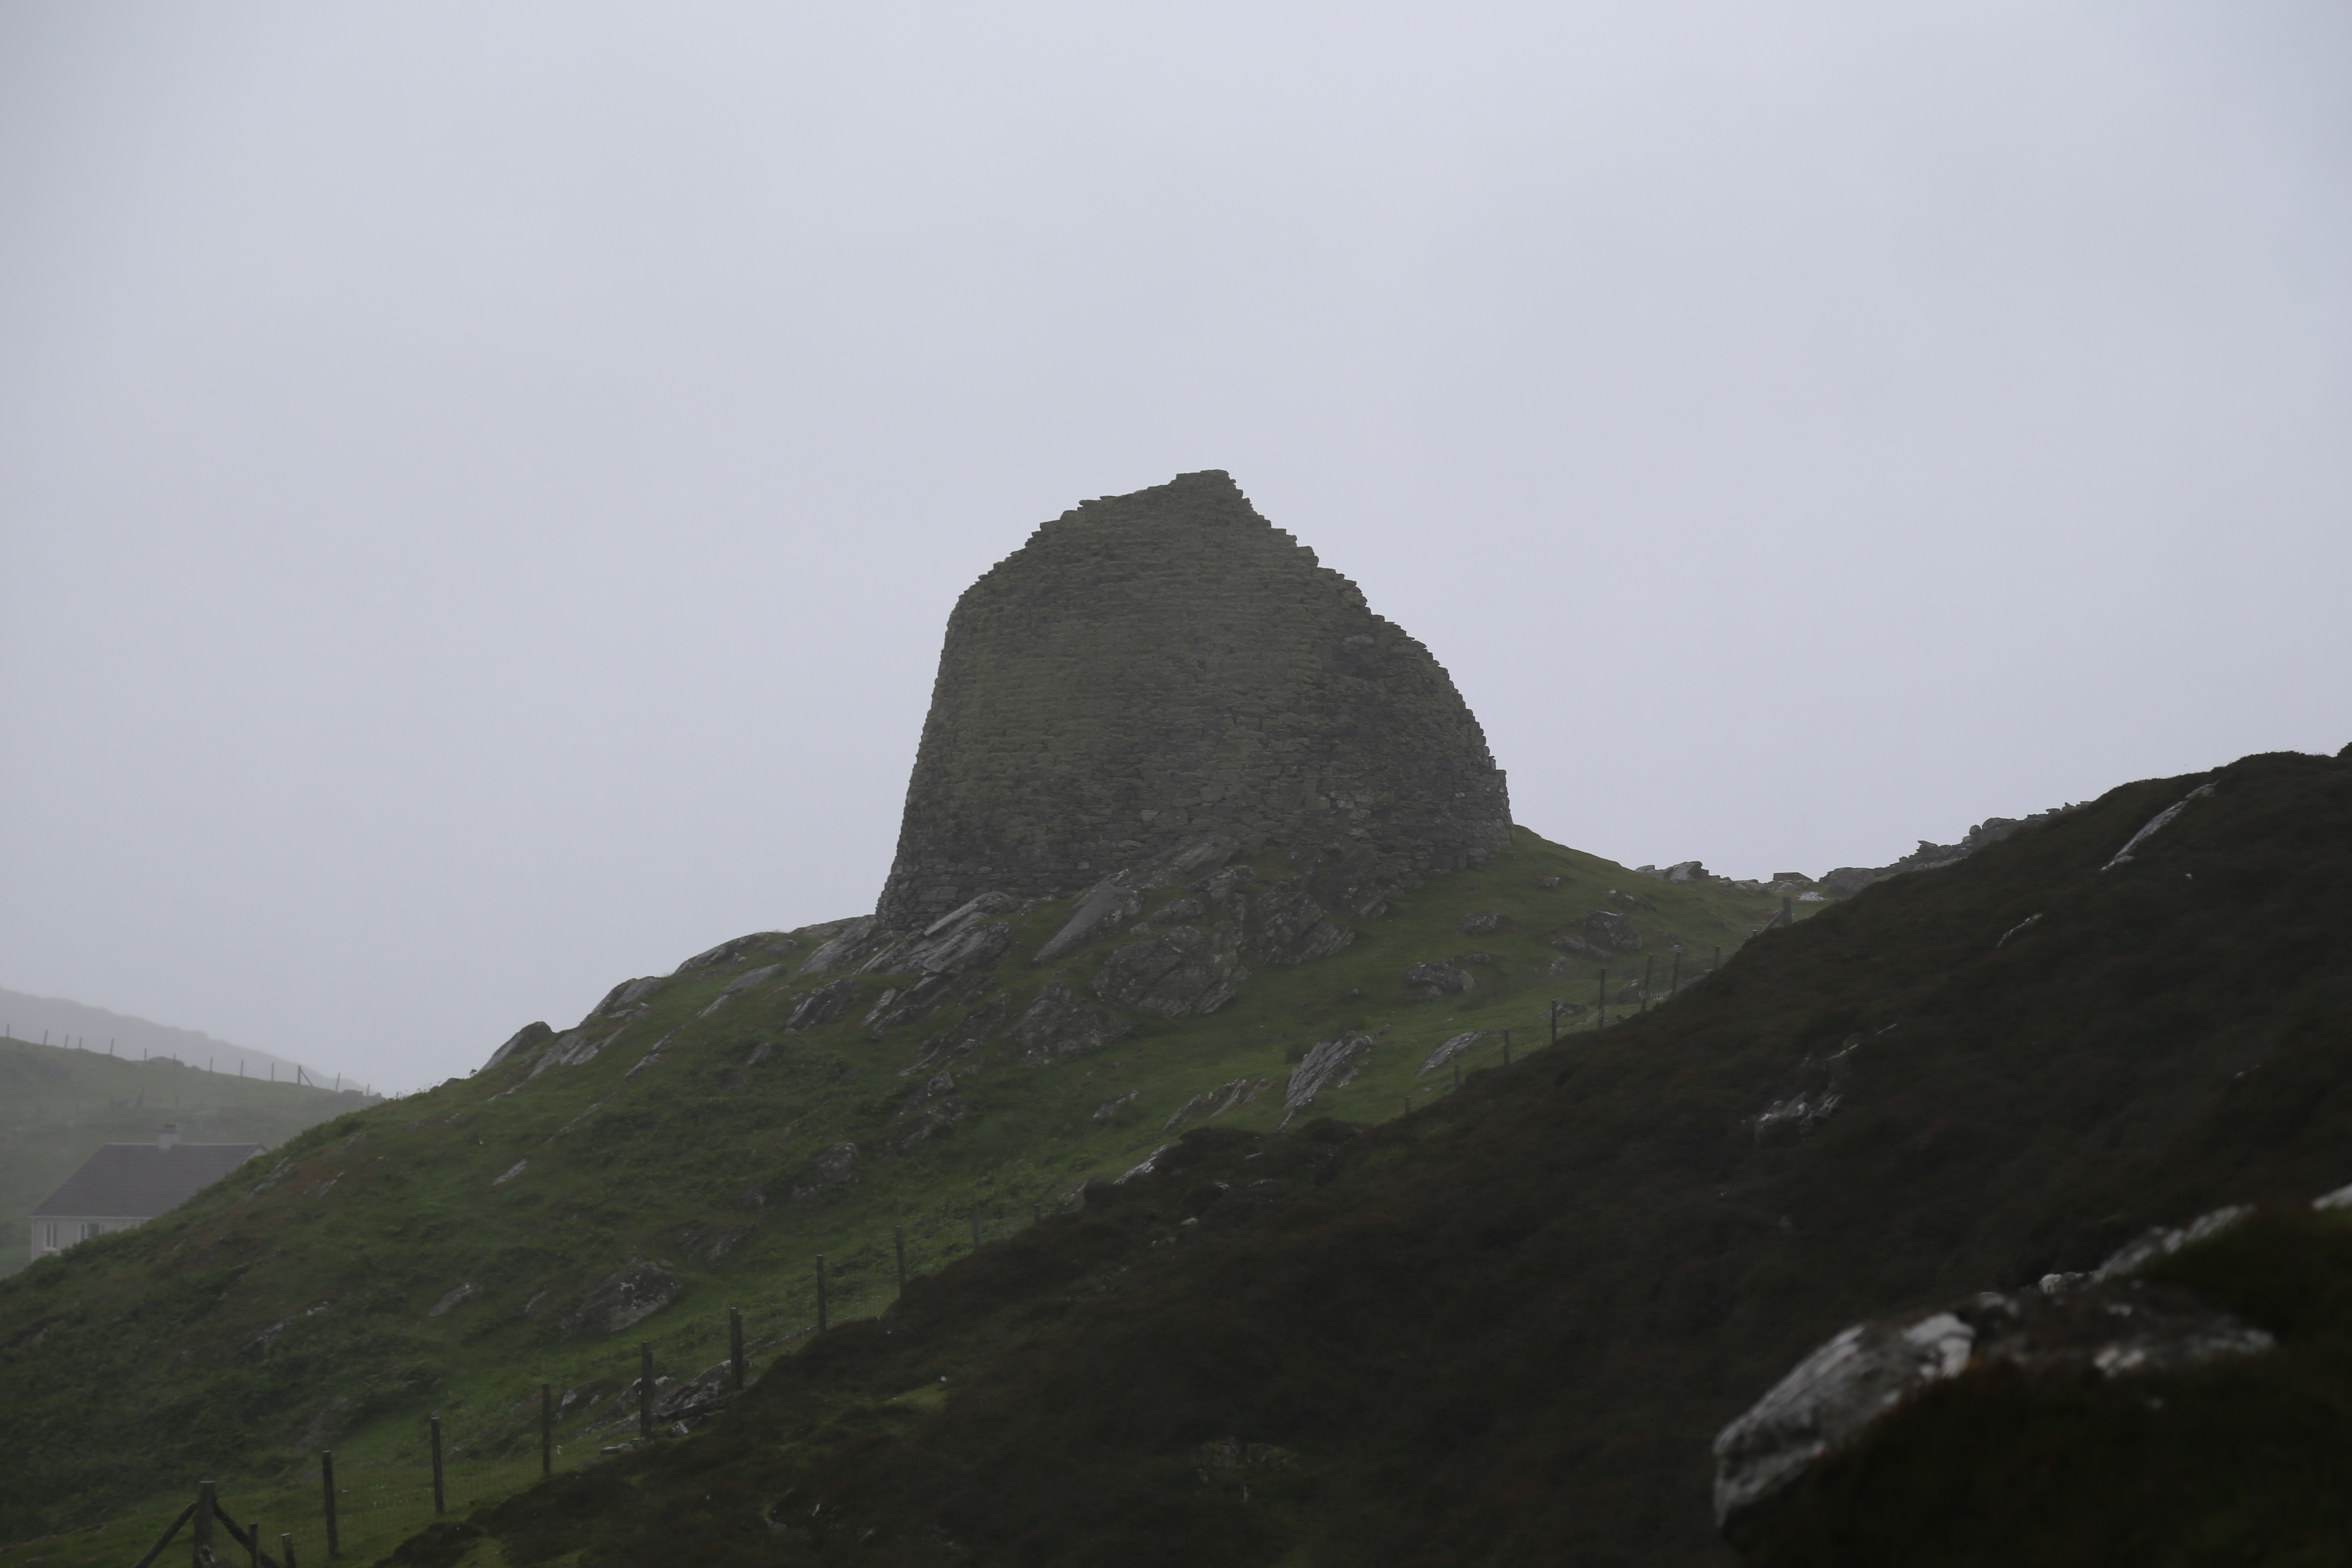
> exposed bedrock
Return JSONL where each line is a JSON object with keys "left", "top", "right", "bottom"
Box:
{"left": 873, "top": 470, "right": 1511, "bottom": 929}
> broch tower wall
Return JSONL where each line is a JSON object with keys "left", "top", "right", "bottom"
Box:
{"left": 873, "top": 470, "right": 1512, "bottom": 930}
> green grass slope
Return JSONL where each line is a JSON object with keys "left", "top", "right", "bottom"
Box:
{"left": 349, "top": 746, "right": 2352, "bottom": 1568}
{"left": 0, "top": 1039, "right": 377, "bottom": 1276}
{"left": 0, "top": 829, "right": 1793, "bottom": 1556}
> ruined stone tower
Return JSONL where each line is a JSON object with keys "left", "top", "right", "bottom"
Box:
{"left": 873, "top": 471, "right": 1511, "bottom": 930}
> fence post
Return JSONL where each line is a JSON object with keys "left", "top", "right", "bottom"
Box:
{"left": 816, "top": 1256, "right": 829, "bottom": 1333}
{"left": 1641, "top": 955, "right": 1654, "bottom": 1011}
{"left": 429, "top": 1413, "right": 445, "bottom": 1515}
{"left": 639, "top": 1341, "right": 654, "bottom": 1442}
{"left": 1669, "top": 950, "right": 1682, "bottom": 995}
{"left": 282, "top": 1531, "right": 297, "bottom": 1568}
{"left": 321, "top": 1451, "right": 339, "bottom": 1557}
{"left": 541, "top": 1383, "right": 553, "bottom": 1476}
{"left": 1032, "top": 1203, "right": 1041, "bottom": 1227}
{"left": 1597, "top": 970, "right": 1608, "bottom": 1029}
{"left": 729, "top": 1308, "right": 744, "bottom": 1391}
{"left": 197, "top": 1482, "right": 217, "bottom": 1558}
{"left": 1502, "top": 1028, "right": 1511, "bottom": 1065}
{"left": 248, "top": 1518, "right": 261, "bottom": 1568}
{"left": 894, "top": 1226, "right": 907, "bottom": 1296}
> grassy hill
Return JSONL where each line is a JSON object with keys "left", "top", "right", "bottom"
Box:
{"left": 0, "top": 1039, "right": 379, "bottom": 1276}
{"left": 299, "top": 745, "right": 2350, "bottom": 1567}
{"left": 0, "top": 830, "right": 1799, "bottom": 1560}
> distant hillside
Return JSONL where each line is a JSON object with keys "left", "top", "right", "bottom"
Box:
{"left": 0, "top": 987, "right": 349, "bottom": 1085}
{"left": 0, "top": 1038, "right": 379, "bottom": 1277}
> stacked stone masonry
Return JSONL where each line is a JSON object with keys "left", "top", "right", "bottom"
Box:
{"left": 873, "top": 471, "right": 1511, "bottom": 929}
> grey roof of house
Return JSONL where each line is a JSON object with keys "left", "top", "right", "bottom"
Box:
{"left": 32, "top": 1142, "right": 264, "bottom": 1219}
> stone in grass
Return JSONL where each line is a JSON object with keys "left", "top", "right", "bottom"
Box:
{"left": 1457, "top": 910, "right": 1509, "bottom": 937}
{"left": 1244, "top": 876, "right": 1356, "bottom": 967}
{"left": 1012, "top": 984, "right": 1133, "bottom": 1060}
{"left": 1283, "top": 1033, "right": 1375, "bottom": 1116}
{"left": 560, "top": 1259, "right": 682, "bottom": 1337}
{"left": 1403, "top": 961, "right": 1475, "bottom": 1001}
{"left": 786, "top": 977, "right": 862, "bottom": 1032}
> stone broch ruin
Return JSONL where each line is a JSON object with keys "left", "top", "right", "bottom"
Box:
{"left": 874, "top": 470, "right": 1511, "bottom": 929}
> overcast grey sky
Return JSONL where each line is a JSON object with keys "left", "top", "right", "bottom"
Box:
{"left": 3, "top": 1, "right": 2346, "bottom": 1093}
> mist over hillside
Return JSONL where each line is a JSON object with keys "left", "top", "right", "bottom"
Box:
{"left": 0, "top": 987, "right": 354, "bottom": 1087}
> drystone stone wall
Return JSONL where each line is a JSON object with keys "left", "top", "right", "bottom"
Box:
{"left": 873, "top": 470, "right": 1511, "bottom": 930}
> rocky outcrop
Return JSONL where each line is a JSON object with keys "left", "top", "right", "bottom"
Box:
{"left": 484, "top": 1021, "right": 553, "bottom": 1069}
{"left": 1284, "top": 1032, "right": 1374, "bottom": 1116}
{"left": 1402, "top": 962, "right": 1474, "bottom": 1001}
{"left": 1093, "top": 924, "right": 1249, "bottom": 1017}
{"left": 560, "top": 1259, "right": 682, "bottom": 1337}
{"left": 1244, "top": 875, "right": 1356, "bottom": 966}
{"left": 1419, "top": 1031, "right": 1485, "bottom": 1075}
{"left": 1010, "top": 984, "right": 1133, "bottom": 1060}
{"left": 785, "top": 977, "right": 862, "bottom": 1033}
{"left": 1819, "top": 806, "right": 2079, "bottom": 897}
{"left": 1162, "top": 1076, "right": 1268, "bottom": 1132}
{"left": 873, "top": 470, "right": 1510, "bottom": 929}
{"left": 1714, "top": 1204, "right": 2279, "bottom": 1531}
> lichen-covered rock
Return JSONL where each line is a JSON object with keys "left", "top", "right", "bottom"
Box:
{"left": 873, "top": 470, "right": 1510, "bottom": 929}
{"left": 1715, "top": 1231, "right": 2278, "bottom": 1531}
{"left": 1403, "top": 961, "right": 1474, "bottom": 1001}
{"left": 593, "top": 976, "right": 664, "bottom": 1016}
{"left": 560, "top": 1259, "right": 682, "bottom": 1337}
{"left": 1457, "top": 910, "right": 1507, "bottom": 937}
{"left": 1574, "top": 910, "right": 1642, "bottom": 952}
{"left": 1246, "top": 876, "right": 1357, "bottom": 967}
{"left": 1284, "top": 1032, "right": 1374, "bottom": 1115}
{"left": 799, "top": 917, "right": 882, "bottom": 976}
{"left": 1093, "top": 924, "right": 1249, "bottom": 1017}
{"left": 1419, "top": 1031, "right": 1485, "bottom": 1075}
{"left": 484, "top": 1021, "right": 553, "bottom": 1069}
{"left": 1712, "top": 1310, "right": 1975, "bottom": 1524}
{"left": 698, "top": 963, "right": 784, "bottom": 1017}
{"left": 1032, "top": 873, "right": 1152, "bottom": 963}
{"left": 1010, "top": 984, "right": 1133, "bottom": 1059}
{"left": 785, "top": 977, "right": 862, "bottom": 1033}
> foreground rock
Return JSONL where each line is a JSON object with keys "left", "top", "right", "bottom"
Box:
{"left": 1714, "top": 1204, "right": 2278, "bottom": 1531}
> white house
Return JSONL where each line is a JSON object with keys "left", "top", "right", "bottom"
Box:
{"left": 28, "top": 1124, "right": 263, "bottom": 1259}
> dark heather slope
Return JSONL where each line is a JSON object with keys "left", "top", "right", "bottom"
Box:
{"left": 873, "top": 470, "right": 1511, "bottom": 929}
{"left": 1732, "top": 1207, "right": 2352, "bottom": 1566}
{"left": 398, "top": 747, "right": 2352, "bottom": 1568}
